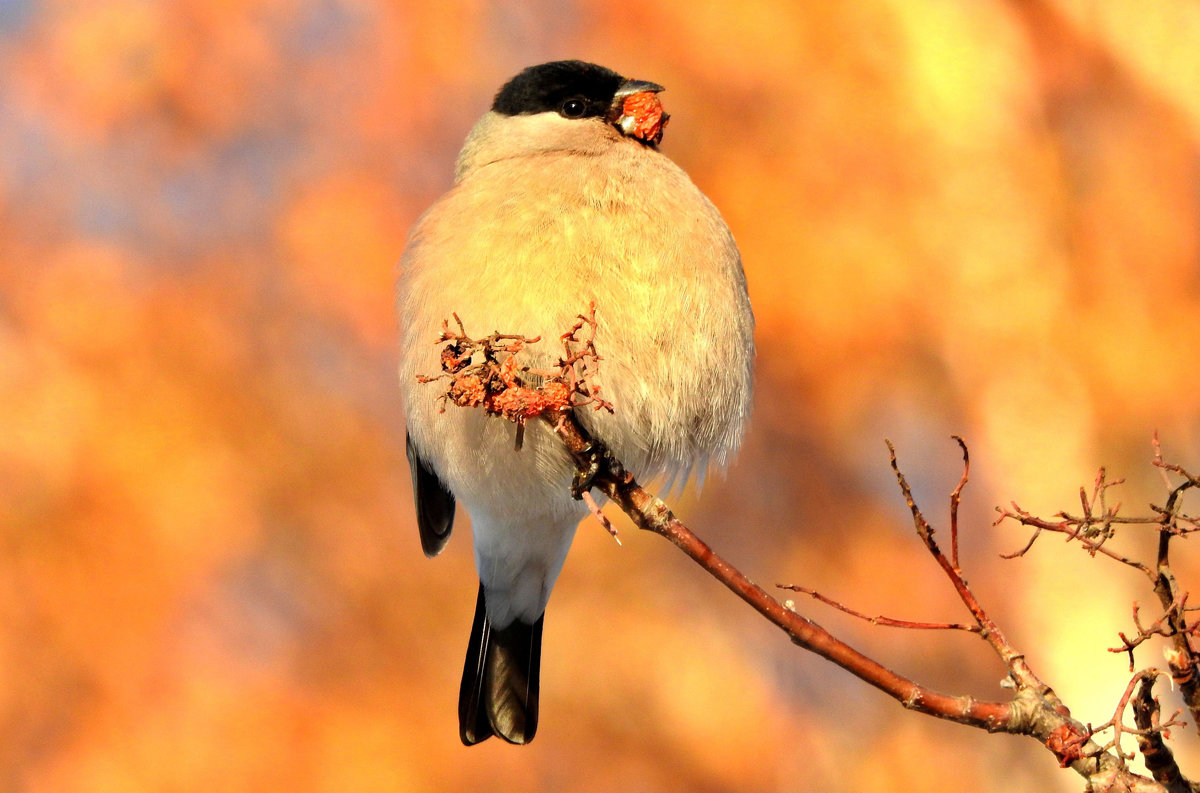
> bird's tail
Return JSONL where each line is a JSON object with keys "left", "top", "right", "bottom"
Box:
{"left": 458, "top": 584, "right": 543, "bottom": 745}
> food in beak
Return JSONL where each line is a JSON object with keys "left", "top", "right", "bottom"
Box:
{"left": 615, "top": 91, "right": 670, "bottom": 145}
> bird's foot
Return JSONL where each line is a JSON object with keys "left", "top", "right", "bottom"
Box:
{"left": 569, "top": 438, "right": 627, "bottom": 499}
{"left": 570, "top": 440, "right": 602, "bottom": 499}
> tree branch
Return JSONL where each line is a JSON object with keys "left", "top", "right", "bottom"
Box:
{"left": 775, "top": 583, "right": 981, "bottom": 633}
{"left": 1133, "top": 673, "right": 1193, "bottom": 793}
{"left": 414, "top": 313, "right": 1195, "bottom": 791}
{"left": 544, "top": 408, "right": 1013, "bottom": 729}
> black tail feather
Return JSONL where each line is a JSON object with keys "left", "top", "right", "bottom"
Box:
{"left": 459, "top": 585, "right": 542, "bottom": 745}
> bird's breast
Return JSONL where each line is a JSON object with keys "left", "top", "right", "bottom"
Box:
{"left": 401, "top": 145, "right": 753, "bottom": 483}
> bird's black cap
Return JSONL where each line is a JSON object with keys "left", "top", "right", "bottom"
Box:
{"left": 492, "top": 61, "right": 626, "bottom": 119}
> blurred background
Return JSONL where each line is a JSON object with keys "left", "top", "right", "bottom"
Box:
{"left": 3, "top": 0, "right": 1200, "bottom": 791}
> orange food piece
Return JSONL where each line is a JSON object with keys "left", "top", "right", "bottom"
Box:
{"left": 621, "top": 91, "right": 669, "bottom": 144}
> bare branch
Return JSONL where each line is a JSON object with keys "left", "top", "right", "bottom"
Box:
{"left": 993, "top": 439, "right": 1200, "bottom": 747}
{"left": 581, "top": 489, "right": 621, "bottom": 546}
{"left": 949, "top": 435, "right": 969, "bottom": 571}
{"left": 555, "top": 417, "right": 1013, "bottom": 732}
{"left": 417, "top": 313, "right": 1188, "bottom": 792}
{"left": 1087, "top": 670, "right": 1181, "bottom": 763}
{"left": 995, "top": 502, "right": 1156, "bottom": 577}
{"left": 1132, "top": 673, "right": 1192, "bottom": 793}
{"left": 886, "top": 441, "right": 1048, "bottom": 693}
{"left": 777, "top": 584, "right": 982, "bottom": 632}
{"left": 1110, "top": 601, "right": 1182, "bottom": 672}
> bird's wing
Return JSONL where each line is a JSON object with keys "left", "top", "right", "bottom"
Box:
{"left": 406, "top": 432, "right": 456, "bottom": 557}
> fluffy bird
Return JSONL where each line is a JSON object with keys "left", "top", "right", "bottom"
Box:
{"left": 398, "top": 60, "right": 754, "bottom": 745}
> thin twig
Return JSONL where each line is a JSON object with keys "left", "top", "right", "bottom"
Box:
{"left": 1110, "top": 601, "right": 1183, "bottom": 672}
{"left": 949, "top": 435, "right": 968, "bottom": 571}
{"left": 995, "top": 504, "right": 1156, "bottom": 577}
{"left": 777, "top": 584, "right": 981, "bottom": 632}
{"left": 581, "top": 490, "right": 620, "bottom": 546}
{"left": 887, "top": 441, "right": 1048, "bottom": 693}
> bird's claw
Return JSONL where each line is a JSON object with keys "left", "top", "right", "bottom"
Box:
{"left": 570, "top": 440, "right": 601, "bottom": 499}
{"left": 569, "top": 438, "right": 628, "bottom": 499}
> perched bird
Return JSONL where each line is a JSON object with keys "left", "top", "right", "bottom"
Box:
{"left": 398, "top": 60, "right": 754, "bottom": 745}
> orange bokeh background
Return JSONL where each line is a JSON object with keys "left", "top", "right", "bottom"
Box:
{"left": 3, "top": 2, "right": 1200, "bottom": 791}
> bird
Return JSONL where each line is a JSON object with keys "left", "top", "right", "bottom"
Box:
{"left": 397, "top": 60, "right": 754, "bottom": 745}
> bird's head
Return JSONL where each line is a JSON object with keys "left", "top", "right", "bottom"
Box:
{"left": 454, "top": 61, "right": 671, "bottom": 179}
{"left": 492, "top": 60, "right": 669, "bottom": 146}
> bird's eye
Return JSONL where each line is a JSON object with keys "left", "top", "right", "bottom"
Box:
{"left": 559, "top": 98, "right": 587, "bottom": 118}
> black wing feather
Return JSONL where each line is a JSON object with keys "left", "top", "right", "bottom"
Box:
{"left": 406, "top": 432, "right": 456, "bottom": 557}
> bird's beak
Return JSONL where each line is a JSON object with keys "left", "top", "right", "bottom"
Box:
{"left": 614, "top": 79, "right": 666, "bottom": 99}
{"left": 608, "top": 79, "right": 670, "bottom": 145}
